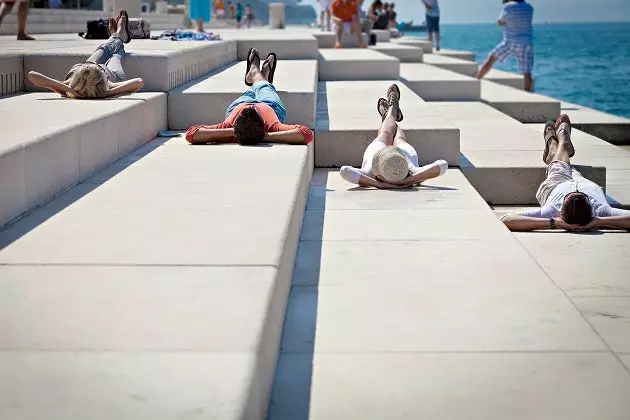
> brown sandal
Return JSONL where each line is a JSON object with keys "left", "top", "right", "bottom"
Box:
{"left": 555, "top": 114, "right": 574, "bottom": 157}
{"left": 386, "top": 83, "right": 403, "bottom": 122}
{"left": 543, "top": 121, "right": 557, "bottom": 164}
{"left": 377, "top": 97, "right": 388, "bottom": 120}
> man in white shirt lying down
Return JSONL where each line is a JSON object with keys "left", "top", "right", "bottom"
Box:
{"left": 340, "top": 83, "right": 448, "bottom": 189}
{"left": 502, "top": 114, "right": 630, "bottom": 232}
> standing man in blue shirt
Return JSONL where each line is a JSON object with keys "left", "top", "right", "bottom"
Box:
{"left": 423, "top": 0, "right": 440, "bottom": 51}
{"left": 477, "top": 0, "right": 534, "bottom": 91}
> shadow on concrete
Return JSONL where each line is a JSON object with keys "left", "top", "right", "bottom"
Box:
{"left": 268, "top": 171, "right": 325, "bottom": 420}
{"left": 0, "top": 136, "right": 170, "bottom": 249}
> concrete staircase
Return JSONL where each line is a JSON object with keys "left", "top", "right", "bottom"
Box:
{"left": 1, "top": 27, "right": 630, "bottom": 420}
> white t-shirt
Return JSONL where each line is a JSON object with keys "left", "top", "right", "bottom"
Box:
{"left": 521, "top": 179, "right": 630, "bottom": 219}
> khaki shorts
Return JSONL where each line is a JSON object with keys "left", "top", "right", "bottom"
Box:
{"left": 535, "top": 161, "right": 587, "bottom": 206}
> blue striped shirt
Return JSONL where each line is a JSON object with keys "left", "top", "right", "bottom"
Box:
{"left": 500, "top": 2, "right": 533, "bottom": 45}
{"left": 425, "top": 0, "right": 439, "bottom": 18}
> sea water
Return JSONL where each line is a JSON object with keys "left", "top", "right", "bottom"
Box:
{"left": 412, "top": 22, "right": 630, "bottom": 118}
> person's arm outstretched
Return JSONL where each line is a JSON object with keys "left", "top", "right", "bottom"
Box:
{"left": 104, "top": 78, "right": 144, "bottom": 98}
{"left": 501, "top": 213, "right": 579, "bottom": 232}
{"left": 580, "top": 216, "right": 630, "bottom": 231}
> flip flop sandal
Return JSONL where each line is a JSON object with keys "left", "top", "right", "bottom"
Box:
{"left": 119, "top": 10, "right": 131, "bottom": 44}
{"left": 265, "top": 52, "right": 277, "bottom": 84}
{"left": 386, "top": 84, "right": 403, "bottom": 122}
{"left": 555, "top": 114, "right": 575, "bottom": 157}
{"left": 377, "top": 97, "right": 388, "bottom": 120}
{"left": 543, "top": 121, "right": 557, "bottom": 164}
{"left": 244, "top": 47, "right": 258, "bottom": 86}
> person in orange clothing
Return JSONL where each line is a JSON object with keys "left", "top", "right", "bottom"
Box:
{"left": 331, "top": 0, "right": 365, "bottom": 48}
{"left": 186, "top": 48, "right": 313, "bottom": 146}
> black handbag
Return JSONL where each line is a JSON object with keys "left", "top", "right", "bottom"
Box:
{"left": 79, "top": 19, "right": 110, "bottom": 40}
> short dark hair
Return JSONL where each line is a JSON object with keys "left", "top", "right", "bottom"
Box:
{"left": 561, "top": 192, "right": 593, "bottom": 226}
{"left": 234, "top": 106, "right": 265, "bottom": 146}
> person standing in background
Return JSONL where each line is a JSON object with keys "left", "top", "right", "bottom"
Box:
{"left": 477, "top": 0, "right": 534, "bottom": 92}
{"left": 0, "top": 0, "right": 34, "bottom": 40}
{"left": 190, "top": 0, "right": 211, "bottom": 32}
{"left": 317, "top": 0, "right": 332, "bottom": 32}
{"left": 244, "top": 4, "right": 253, "bottom": 28}
{"left": 423, "top": 0, "right": 440, "bottom": 51}
{"left": 235, "top": 2, "right": 243, "bottom": 28}
{"left": 388, "top": 2, "right": 397, "bottom": 29}
{"left": 331, "top": 0, "right": 365, "bottom": 48}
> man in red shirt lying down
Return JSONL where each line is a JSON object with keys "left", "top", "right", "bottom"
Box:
{"left": 185, "top": 48, "right": 313, "bottom": 146}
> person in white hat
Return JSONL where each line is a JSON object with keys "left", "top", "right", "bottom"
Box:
{"left": 340, "top": 83, "right": 448, "bottom": 189}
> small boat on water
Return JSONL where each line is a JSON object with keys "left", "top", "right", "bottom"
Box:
{"left": 397, "top": 20, "right": 427, "bottom": 33}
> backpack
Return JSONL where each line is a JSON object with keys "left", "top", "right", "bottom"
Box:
{"left": 128, "top": 18, "right": 151, "bottom": 39}
{"left": 80, "top": 19, "right": 109, "bottom": 40}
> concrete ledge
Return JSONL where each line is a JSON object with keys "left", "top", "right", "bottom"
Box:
{"left": 0, "top": 53, "right": 23, "bottom": 96}
{"left": 0, "top": 92, "right": 166, "bottom": 227}
{"left": 218, "top": 31, "right": 319, "bottom": 59}
{"left": 168, "top": 60, "right": 318, "bottom": 129}
{"left": 0, "top": 136, "right": 313, "bottom": 420}
{"left": 369, "top": 43, "right": 424, "bottom": 62}
{"left": 423, "top": 54, "right": 478, "bottom": 77}
{"left": 400, "top": 63, "right": 480, "bottom": 101}
{"left": 316, "top": 81, "right": 460, "bottom": 167}
{"left": 435, "top": 48, "right": 476, "bottom": 61}
{"left": 312, "top": 32, "right": 369, "bottom": 49}
{"left": 371, "top": 29, "right": 391, "bottom": 42}
{"left": 485, "top": 68, "right": 524, "bottom": 90}
{"left": 318, "top": 49, "right": 399, "bottom": 81}
{"left": 481, "top": 80, "right": 560, "bottom": 123}
{"left": 562, "top": 101, "right": 630, "bottom": 145}
{"left": 392, "top": 37, "right": 433, "bottom": 53}
{"left": 23, "top": 41, "right": 237, "bottom": 92}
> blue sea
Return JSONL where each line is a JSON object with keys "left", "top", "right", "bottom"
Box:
{"left": 412, "top": 22, "right": 630, "bottom": 118}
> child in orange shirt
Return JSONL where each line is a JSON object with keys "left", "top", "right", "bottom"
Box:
{"left": 331, "top": 0, "right": 365, "bottom": 48}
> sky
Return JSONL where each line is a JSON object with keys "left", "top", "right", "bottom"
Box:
{"left": 301, "top": 0, "right": 630, "bottom": 24}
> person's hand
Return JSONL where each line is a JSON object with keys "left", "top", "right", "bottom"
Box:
{"left": 573, "top": 217, "right": 601, "bottom": 232}
{"left": 378, "top": 181, "right": 408, "bottom": 189}
{"left": 555, "top": 218, "right": 583, "bottom": 232}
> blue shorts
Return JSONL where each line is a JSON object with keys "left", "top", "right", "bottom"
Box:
{"left": 491, "top": 41, "right": 534, "bottom": 74}
{"left": 226, "top": 81, "right": 287, "bottom": 123}
{"left": 426, "top": 15, "right": 440, "bottom": 33}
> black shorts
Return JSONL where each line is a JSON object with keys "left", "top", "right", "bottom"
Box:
{"left": 426, "top": 14, "right": 440, "bottom": 33}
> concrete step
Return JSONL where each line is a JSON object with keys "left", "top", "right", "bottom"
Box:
{"left": 0, "top": 135, "right": 313, "bottom": 420}
{"left": 435, "top": 48, "right": 476, "bottom": 61}
{"left": 315, "top": 81, "right": 459, "bottom": 167}
{"left": 268, "top": 168, "right": 629, "bottom": 420}
{"left": 0, "top": 92, "right": 166, "bottom": 227}
{"left": 371, "top": 29, "right": 391, "bottom": 42}
{"left": 481, "top": 80, "right": 560, "bottom": 123}
{"left": 220, "top": 29, "right": 319, "bottom": 60}
{"left": 369, "top": 43, "right": 424, "bottom": 62}
{"left": 391, "top": 37, "right": 433, "bottom": 53}
{"left": 485, "top": 68, "right": 524, "bottom": 90}
{"left": 400, "top": 63, "right": 480, "bottom": 101}
{"left": 527, "top": 124, "right": 630, "bottom": 207}
{"left": 0, "top": 52, "right": 22, "bottom": 96}
{"left": 423, "top": 53, "right": 478, "bottom": 77}
{"left": 168, "top": 60, "right": 318, "bottom": 130}
{"left": 317, "top": 49, "right": 399, "bottom": 81}
{"left": 23, "top": 40, "right": 236, "bottom": 92}
{"left": 312, "top": 32, "right": 369, "bottom": 49}
{"left": 431, "top": 101, "right": 605, "bottom": 205}
{"left": 561, "top": 101, "right": 630, "bottom": 146}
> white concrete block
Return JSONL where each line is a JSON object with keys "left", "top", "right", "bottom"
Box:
{"left": 391, "top": 36, "right": 432, "bottom": 53}
{"left": 315, "top": 81, "right": 460, "bottom": 167}
{"left": 561, "top": 101, "right": 630, "bottom": 145}
{"left": 221, "top": 30, "right": 319, "bottom": 59}
{"left": 369, "top": 42, "right": 423, "bottom": 62}
{"left": 312, "top": 32, "right": 369, "bottom": 49}
{"left": 400, "top": 63, "right": 480, "bottom": 101}
{"left": 370, "top": 29, "right": 390, "bottom": 42}
{"left": 317, "top": 49, "right": 399, "bottom": 81}
{"left": 0, "top": 92, "right": 165, "bottom": 227}
{"left": 481, "top": 80, "right": 560, "bottom": 123}
{"left": 485, "top": 68, "right": 524, "bottom": 89}
{"left": 423, "top": 53, "right": 478, "bottom": 76}
{"left": 0, "top": 53, "right": 23, "bottom": 96}
{"left": 435, "top": 48, "right": 476, "bottom": 61}
{"left": 168, "top": 60, "right": 317, "bottom": 130}
{"left": 23, "top": 41, "right": 237, "bottom": 92}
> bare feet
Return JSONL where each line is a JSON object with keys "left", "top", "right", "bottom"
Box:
{"left": 116, "top": 10, "right": 131, "bottom": 43}
{"left": 245, "top": 48, "right": 260, "bottom": 85}
{"left": 17, "top": 33, "right": 35, "bottom": 40}
{"left": 108, "top": 18, "right": 117, "bottom": 36}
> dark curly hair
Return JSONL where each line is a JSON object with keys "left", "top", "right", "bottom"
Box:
{"left": 234, "top": 106, "right": 265, "bottom": 146}
{"left": 561, "top": 192, "right": 592, "bottom": 226}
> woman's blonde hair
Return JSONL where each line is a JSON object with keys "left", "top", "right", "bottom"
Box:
{"left": 372, "top": 146, "right": 409, "bottom": 183}
{"left": 67, "top": 63, "right": 108, "bottom": 99}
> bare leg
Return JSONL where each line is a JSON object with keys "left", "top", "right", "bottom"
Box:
{"left": 551, "top": 129, "right": 572, "bottom": 165}
{"left": 334, "top": 20, "right": 342, "bottom": 47}
{"left": 245, "top": 50, "right": 266, "bottom": 84}
{"left": 374, "top": 104, "right": 398, "bottom": 146}
{"left": 195, "top": 17, "right": 204, "bottom": 32}
{"left": 0, "top": 2, "right": 15, "bottom": 25}
{"left": 326, "top": 9, "right": 331, "bottom": 31}
{"left": 428, "top": 30, "right": 433, "bottom": 46}
{"left": 353, "top": 19, "right": 364, "bottom": 47}
{"left": 476, "top": 54, "right": 496, "bottom": 79}
{"left": 392, "top": 126, "right": 408, "bottom": 147}
{"left": 524, "top": 72, "right": 533, "bottom": 92}
{"left": 320, "top": 10, "right": 324, "bottom": 30}
{"left": 435, "top": 31, "right": 440, "bottom": 51}
{"left": 16, "top": 1, "right": 33, "bottom": 40}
